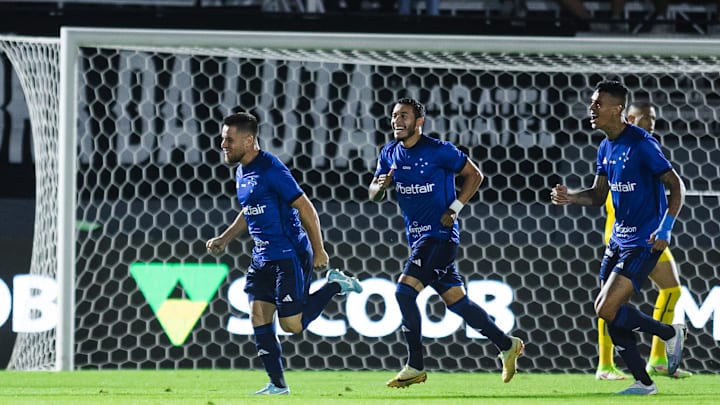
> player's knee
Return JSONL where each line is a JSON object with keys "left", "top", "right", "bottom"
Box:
{"left": 595, "top": 304, "right": 616, "bottom": 323}
{"left": 278, "top": 318, "right": 303, "bottom": 334}
{"left": 395, "top": 283, "right": 418, "bottom": 303}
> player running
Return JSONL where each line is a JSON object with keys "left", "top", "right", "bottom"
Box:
{"left": 207, "top": 112, "right": 363, "bottom": 395}
{"left": 369, "top": 98, "right": 524, "bottom": 388}
{"left": 551, "top": 81, "right": 687, "bottom": 395}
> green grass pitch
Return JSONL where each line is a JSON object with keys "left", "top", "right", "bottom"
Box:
{"left": 1, "top": 369, "right": 718, "bottom": 404}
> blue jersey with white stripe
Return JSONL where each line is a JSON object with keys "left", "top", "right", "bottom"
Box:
{"left": 596, "top": 124, "right": 672, "bottom": 248}
{"left": 375, "top": 135, "right": 467, "bottom": 247}
{"left": 235, "top": 150, "right": 310, "bottom": 260}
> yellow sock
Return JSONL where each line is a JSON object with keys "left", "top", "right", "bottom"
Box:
{"left": 649, "top": 286, "right": 682, "bottom": 364}
{"left": 598, "top": 317, "right": 614, "bottom": 368}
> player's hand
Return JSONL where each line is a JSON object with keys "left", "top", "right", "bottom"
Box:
{"left": 377, "top": 168, "right": 395, "bottom": 190}
{"left": 550, "top": 184, "right": 571, "bottom": 205}
{"left": 206, "top": 237, "right": 227, "bottom": 256}
{"left": 313, "top": 248, "right": 330, "bottom": 271}
{"left": 649, "top": 212, "right": 675, "bottom": 252}
{"left": 648, "top": 231, "right": 670, "bottom": 252}
{"left": 440, "top": 209, "right": 457, "bottom": 227}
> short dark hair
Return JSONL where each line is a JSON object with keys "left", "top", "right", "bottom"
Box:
{"left": 396, "top": 98, "right": 426, "bottom": 119}
{"left": 629, "top": 100, "right": 653, "bottom": 110}
{"left": 595, "top": 80, "right": 628, "bottom": 107}
{"left": 223, "top": 112, "right": 258, "bottom": 134}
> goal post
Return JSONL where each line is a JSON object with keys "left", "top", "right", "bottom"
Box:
{"left": 2, "top": 28, "right": 719, "bottom": 372}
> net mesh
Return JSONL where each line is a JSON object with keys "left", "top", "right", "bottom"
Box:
{"left": 0, "top": 38, "right": 60, "bottom": 370}
{"left": 2, "top": 33, "right": 718, "bottom": 373}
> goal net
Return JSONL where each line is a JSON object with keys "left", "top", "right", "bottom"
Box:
{"left": 0, "top": 37, "right": 60, "bottom": 370}
{"left": 2, "top": 29, "right": 718, "bottom": 373}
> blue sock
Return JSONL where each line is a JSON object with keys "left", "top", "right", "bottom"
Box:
{"left": 607, "top": 322, "right": 653, "bottom": 385}
{"left": 254, "top": 323, "right": 286, "bottom": 388}
{"left": 395, "top": 283, "right": 423, "bottom": 370}
{"left": 613, "top": 305, "right": 674, "bottom": 340}
{"left": 301, "top": 283, "right": 340, "bottom": 329}
{"left": 447, "top": 296, "right": 512, "bottom": 351}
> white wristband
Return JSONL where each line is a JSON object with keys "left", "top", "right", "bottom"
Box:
{"left": 449, "top": 199, "right": 464, "bottom": 214}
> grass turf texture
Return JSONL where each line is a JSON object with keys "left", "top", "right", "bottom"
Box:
{"left": 1, "top": 370, "right": 717, "bottom": 404}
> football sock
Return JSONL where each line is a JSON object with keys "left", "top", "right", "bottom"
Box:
{"left": 597, "top": 317, "right": 615, "bottom": 368}
{"left": 254, "top": 323, "right": 286, "bottom": 388}
{"left": 649, "top": 286, "right": 681, "bottom": 363}
{"left": 447, "top": 296, "right": 512, "bottom": 351}
{"left": 612, "top": 305, "right": 674, "bottom": 341}
{"left": 395, "top": 282, "right": 424, "bottom": 370}
{"left": 607, "top": 323, "right": 652, "bottom": 385}
{"left": 301, "top": 283, "right": 341, "bottom": 329}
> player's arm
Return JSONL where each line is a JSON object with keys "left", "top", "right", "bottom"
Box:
{"left": 292, "top": 194, "right": 330, "bottom": 270}
{"left": 440, "top": 158, "right": 483, "bottom": 227}
{"left": 455, "top": 158, "right": 483, "bottom": 205}
{"left": 369, "top": 168, "right": 395, "bottom": 202}
{"left": 659, "top": 169, "right": 685, "bottom": 218}
{"left": 648, "top": 169, "right": 686, "bottom": 249}
{"left": 551, "top": 175, "right": 609, "bottom": 207}
{"left": 206, "top": 211, "right": 248, "bottom": 256}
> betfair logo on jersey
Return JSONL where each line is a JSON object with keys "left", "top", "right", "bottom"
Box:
{"left": 242, "top": 204, "right": 267, "bottom": 216}
{"left": 130, "top": 262, "right": 228, "bottom": 346}
{"left": 396, "top": 182, "right": 435, "bottom": 195}
{"left": 609, "top": 181, "right": 637, "bottom": 192}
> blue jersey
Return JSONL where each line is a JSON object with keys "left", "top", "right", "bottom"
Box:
{"left": 375, "top": 135, "right": 467, "bottom": 247}
{"left": 235, "top": 150, "right": 310, "bottom": 260}
{"left": 596, "top": 124, "right": 672, "bottom": 248}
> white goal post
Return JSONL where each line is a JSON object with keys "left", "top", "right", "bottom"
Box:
{"left": 2, "top": 28, "right": 719, "bottom": 372}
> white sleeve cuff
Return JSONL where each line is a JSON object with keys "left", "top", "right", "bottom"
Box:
{"left": 449, "top": 199, "right": 464, "bottom": 214}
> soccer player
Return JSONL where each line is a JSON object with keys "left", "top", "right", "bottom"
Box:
{"left": 369, "top": 98, "right": 524, "bottom": 388}
{"left": 206, "top": 112, "right": 363, "bottom": 395}
{"left": 595, "top": 101, "right": 692, "bottom": 380}
{"left": 551, "top": 80, "right": 687, "bottom": 395}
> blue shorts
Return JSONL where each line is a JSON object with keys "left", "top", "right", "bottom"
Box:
{"left": 599, "top": 239, "right": 662, "bottom": 294}
{"left": 402, "top": 237, "right": 463, "bottom": 294}
{"left": 244, "top": 249, "right": 314, "bottom": 318}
